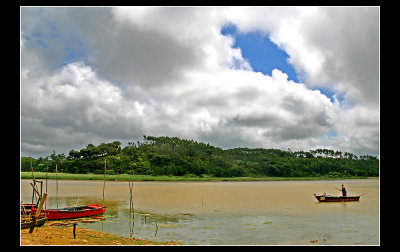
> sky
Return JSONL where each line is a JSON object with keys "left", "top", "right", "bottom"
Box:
{"left": 20, "top": 6, "right": 380, "bottom": 158}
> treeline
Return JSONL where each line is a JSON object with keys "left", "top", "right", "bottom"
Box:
{"left": 21, "top": 136, "right": 379, "bottom": 178}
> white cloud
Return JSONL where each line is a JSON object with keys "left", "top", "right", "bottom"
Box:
{"left": 21, "top": 61, "right": 147, "bottom": 155}
{"left": 20, "top": 6, "right": 379, "bottom": 157}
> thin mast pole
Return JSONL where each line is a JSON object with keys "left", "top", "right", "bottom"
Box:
{"left": 53, "top": 151, "right": 59, "bottom": 209}
{"left": 30, "top": 160, "right": 35, "bottom": 206}
{"left": 103, "top": 159, "right": 106, "bottom": 205}
{"left": 45, "top": 157, "right": 48, "bottom": 209}
{"left": 30, "top": 160, "right": 35, "bottom": 180}
{"left": 56, "top": 163, "right": 58, "bottom": 209}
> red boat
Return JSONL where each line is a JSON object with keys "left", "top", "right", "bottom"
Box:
{"left": 314, "top": 194, "right": 360, "bottom": 202}
{"left": 31, "top": 204, "right": 106, "bottom": 220}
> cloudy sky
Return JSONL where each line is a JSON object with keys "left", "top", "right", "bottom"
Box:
{"left": 20, "top": 6, "right": 379, "bottom": 158}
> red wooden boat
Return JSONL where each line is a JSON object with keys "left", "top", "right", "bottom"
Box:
{"left": 314, "top": 194, "right": 360, "bottom": 202}
{"left": 31, "top": 204, "right": 106, "bottom": 220}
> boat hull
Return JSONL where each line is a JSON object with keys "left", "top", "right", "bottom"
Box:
{"left": 314, "top": 194, "right": 360, "bottom": 202}
{"left": 31, "top": 204, "right": 106, "bottom": 220}
{"left": 21, "top": 216, "right": 47, "bottom": 229}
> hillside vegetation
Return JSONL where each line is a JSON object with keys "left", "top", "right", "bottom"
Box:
{"left": 21, "top": 136, "right": 379, "bottom": 178}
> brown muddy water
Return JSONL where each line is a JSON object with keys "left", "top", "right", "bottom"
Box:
{"left": 21, "top": 179, "right": 379, "bottom": 245}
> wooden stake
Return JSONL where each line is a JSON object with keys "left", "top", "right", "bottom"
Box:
{"left": 29, "top": 193, "right": 47, "bottom": 233}
{"left": 31, "top": 179, "right": 35, "bottom": 207}
{"left": 103, "top": 159, "right": 106, "bottom": 205}
{"left": 30, "top": 160, "right": 35, "bottom": 206}
{"left": 39, "top": 180, "right": 43, "bottom": 201}
{"left": 73, "top": 223, "right": 77, "bottom": 239}
{"left": 34, "top": 193, "right": 47, "bottom": 218}
{"left": 129, "top": 182, "right": 134, "bottom": 237}
{"left": 56, "top": 163, "right": 58, "bottom": 209}
{"left": 45, "top": 157, "right": 48, "bottom": 209}
{"left": 129, "top": 169, "right": 135, "bottom": 237}
{"left": 131, "top": 170, "right": 134, "bottom": 220}
{"left": 30, "top": 160, "right": 35, "bottom": 180}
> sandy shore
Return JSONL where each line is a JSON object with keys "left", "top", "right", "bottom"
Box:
{"left": 20, "top": 224, "right": 179, "bottom": 245}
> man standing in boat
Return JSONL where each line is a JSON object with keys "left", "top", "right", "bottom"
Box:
{"left": 338, "top": 184, "right": 347, "bottom": 197}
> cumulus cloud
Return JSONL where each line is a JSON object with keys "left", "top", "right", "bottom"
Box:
{"left": 21, "top": 61, "right": 146, "bottom": 152}
{"left": 20, "top": 6, "right": 379, "bottom": 157}
{"left": 225, "top": 6, "right": 379, "bottom": 105}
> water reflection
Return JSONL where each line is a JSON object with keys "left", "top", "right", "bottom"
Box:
{"left": 21, "top": 179, "right": 379, "bottom": 245}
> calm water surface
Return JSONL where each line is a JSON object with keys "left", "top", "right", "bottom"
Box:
{"left": 21, "top": 179, "right": 379, "bottom": 245}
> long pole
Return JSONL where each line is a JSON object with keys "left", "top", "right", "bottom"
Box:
{"left": 53, "top": 150, "right": 59, "bottom": 209}
{"left": 128, "top": 169, "right": 135, "bottom": 237}
{"left": 29, "top": 193, "right": 48, "bottom": 233}
{"left": 56, "top": 163, "right": 58, "bottom": 209}
{"left": 45, "top": 157, "right": 48, "bottom": 209}
{"left": 129, "top": 182, "right": 134, "bottom": 237}
{"left": 30, "top": 160, "right": 35, "bottom": 206}
{"left": 131, "top": 170, "right": 134, "bottom": 222}
{"left": 103, "top": 159, "right": 106, "bottom": 205}
{"left": 30, "top": 160, "right": 35, "bottom": 180}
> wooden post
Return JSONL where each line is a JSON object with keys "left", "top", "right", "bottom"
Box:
{"left": 29, "top": 193, "right": 47, "bottom": 233}
{"left": 130, "top": 170, "right": 134, "bottom": 223}
{"left": 129, "top": 182, "right": 134, "bottom": 237}
{"left": 154, "top": 221, "right": 158, "bottom": 237}
{"left": 31, "top": 180, "right": 35, "bottom": 207}
{"left": 34, "top": 193, "right": 47, "bottom": 218}
{"left": 45, "top": 157, "right": 48, "bottom": 209}
{"left": 40, "top": 181, "right": 43, "bottom": 202}
{"left": 73, "top": 223, "right": 77, "bottom": 239}
{"left": 53, "top": 151, "right": 59, "bottom": 209}
{"left": 56, "top": 163, "right": 59, "bottom": 209}
{"left": 30, "top": 161, "right": 35, "bottom": 206}
{"left": 30, "top": 160, "right": 35, "bottom": 180}
{"left": 129, "top": 169, "right": 135, "bottom": 237}
{"left": 103, "top": 159, "right": 106, "bottom": 205}
{"left": 28, "top": 216, "right": 37, "bottom": 234}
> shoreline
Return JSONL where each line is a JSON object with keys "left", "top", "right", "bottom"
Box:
{"left": 21, "top": 223, "right": 180, "bottom": 245}
{"left": 21, "top": 172, "right": 378, "bottom": 182}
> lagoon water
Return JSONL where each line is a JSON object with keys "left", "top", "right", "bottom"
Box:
{"left": 21, "top": 179, "right": 379, "bottom": 245}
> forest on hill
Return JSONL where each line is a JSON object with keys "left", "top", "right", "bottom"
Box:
{"left": 21, "top": 136, "right": 379, "bottom": 178}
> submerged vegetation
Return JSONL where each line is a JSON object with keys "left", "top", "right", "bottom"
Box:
{"left": 21, "top": 136, "right": 379, "bottom": 178}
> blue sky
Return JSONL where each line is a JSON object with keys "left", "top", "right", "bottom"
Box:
{"left": 221, "top": 25, "right": 347, "bottom": 105}
{"left": 22, "top": 13, "right": 90, "bottom": 69}
{"left": 221, "top": 25, "right": 299, "bottom": 83}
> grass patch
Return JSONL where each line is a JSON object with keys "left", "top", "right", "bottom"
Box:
{"left": 21, "top": 171, "right": 377, "bottom": 182}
